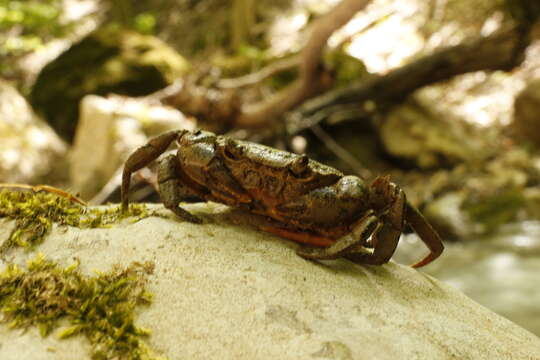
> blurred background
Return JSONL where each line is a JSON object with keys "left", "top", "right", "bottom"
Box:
{"left": 1, "top": 0, "right": 539, "bottom": 336}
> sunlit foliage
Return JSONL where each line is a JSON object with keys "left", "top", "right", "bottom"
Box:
{"left": 0, "top": 0, "right": 72, "bottom": 76}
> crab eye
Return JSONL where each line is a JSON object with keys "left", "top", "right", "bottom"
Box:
{"left": 289, "top": 155, "right": 312, "bottom": 178}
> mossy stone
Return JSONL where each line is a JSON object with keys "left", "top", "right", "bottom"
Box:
{"left": 29, "top": 25, "right": 189, "bottom": 142}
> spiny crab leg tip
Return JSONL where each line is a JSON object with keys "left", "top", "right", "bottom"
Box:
{"left": 410, "top": 252, "right": 441, "bottom": 269}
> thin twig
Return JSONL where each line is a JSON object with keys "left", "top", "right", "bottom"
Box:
{"left": 310, "top": 125, "right": 372, "bottom": 180}
{"left": 217, "top": 55, "right": 300, "bottom": 89}
{"left": 0, "top": 183, "right": 87, "bottom": 206}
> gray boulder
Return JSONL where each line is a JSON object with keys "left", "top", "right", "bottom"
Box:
{"left": 1, "top": 203, "right": 539, "bottom": 359}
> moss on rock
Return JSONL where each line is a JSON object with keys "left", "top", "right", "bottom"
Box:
{"left": 0, "top": 188, "right": 150, "bottom": 253}
{"left": 0, "top": 254, "right": 160, "bottom": 360}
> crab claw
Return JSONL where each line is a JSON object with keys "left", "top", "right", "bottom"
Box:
{"left": 405, "top": 202, "right": 444, "bottom": 268}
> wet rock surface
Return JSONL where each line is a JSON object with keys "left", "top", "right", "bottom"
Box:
{"left": 1, "top": 203, "right": 539, "bottom": 359}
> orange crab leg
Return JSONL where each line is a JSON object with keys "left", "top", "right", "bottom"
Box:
{"left": 259, "top": 225, "right": 335, "bottom": 247}
{"left": 0, "top": 183, "right": 87, "bottom": 206}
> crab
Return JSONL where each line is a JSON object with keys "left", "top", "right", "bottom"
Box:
{"left": 121, "top": 130, "right": 443, "bottom": 268}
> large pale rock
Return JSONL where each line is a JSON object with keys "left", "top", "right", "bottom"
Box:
{"left": 1, "top": 203, "right": 539, "bottom": 360}
{"left": 379, "top": 99, "right": 482, "bottom": 169}
{"left": 0, "top": 80, "right": 67, "bottom": 184}
{"left": 70, "top": 95, "right": 195, "bottom": 200}
{"left": 29, "top": 26, "right": 190, "bottom": 142}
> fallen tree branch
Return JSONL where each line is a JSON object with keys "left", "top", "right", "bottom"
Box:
{"left": 161, "top": 1, "right": 538, "bottom": 135}
{"left": 161, "top": 0, "right": 373, "bottom": 131}
{"left": 287, "top": 21, "right": 537, "bottom": 133}
{"left": 235, "top": 0, "right": 373, "bottom": 129}
{"left": 218, "top": 10, "right": 395, "bottom": 90}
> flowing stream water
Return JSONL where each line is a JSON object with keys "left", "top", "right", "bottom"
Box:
{"left": 394, "top": 221, "right": 540, "bottom": 336}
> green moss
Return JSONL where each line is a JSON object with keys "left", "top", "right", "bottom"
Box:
{"left": 0, "top": 254, "right": 162, "bottom": 359}
{"left": 0, "top": 189, "right": 150, "bottom": 253}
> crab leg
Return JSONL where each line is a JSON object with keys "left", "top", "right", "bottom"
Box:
{"left": 295, "top": 211, "right": 379, "bottom": 260}
{"left": 405, "top": 202, "right": 444, "bottom": 268}
{"left": 345, "top": 220, "right": 400, "bottom": 265}
{"left": 344, "top": 187, "right": 406, "bottom": 266}
{"left": 260, "top": 225, "right": 336, "bottom": 247}
{"left": 121, "top": 130, "right": 184, "bottom": 211}
{"left": 157, "top": 155, "right": 203, "bottom": 223}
